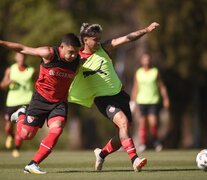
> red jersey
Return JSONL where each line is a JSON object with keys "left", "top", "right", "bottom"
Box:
{"left": 35, "top": 47, "right": 80, "bottom": 102}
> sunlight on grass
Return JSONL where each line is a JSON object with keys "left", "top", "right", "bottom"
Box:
{"left": 0, "top": 150, "right": 206, "bottom": 180}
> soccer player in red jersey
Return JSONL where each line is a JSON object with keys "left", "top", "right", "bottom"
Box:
{"left": 0, "top": 33, "right": 81, "bottom": 174}
{"left": 69, "top": 22, "right": 159, "bottom": 171}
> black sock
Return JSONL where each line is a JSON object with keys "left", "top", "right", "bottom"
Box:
{"left": 99, "top": 151, "right": 106, "bottom": 159}
{"left": 131, "top": 155, "right": 138, "bottom": 164}
{"left": 28, "top": 160, "right": 37, "bottom": 165}
{"left": 15, "top": 146, "right": 20, "bottom": 150}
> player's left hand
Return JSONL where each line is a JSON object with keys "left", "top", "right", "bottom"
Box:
{"left": 146, "top": 22, "right": 160, "bottom": 33}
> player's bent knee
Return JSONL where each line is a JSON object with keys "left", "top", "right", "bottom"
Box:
{"left": 20, "top": 124, "right": 39, "bottom": 140}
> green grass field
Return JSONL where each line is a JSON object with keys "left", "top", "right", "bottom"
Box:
{"left": 0, "top": 150, "right": 206, "bottom": 180}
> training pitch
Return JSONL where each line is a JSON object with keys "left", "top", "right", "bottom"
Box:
{"left": 0, "top": 150, "right": 206, "bottom": 180}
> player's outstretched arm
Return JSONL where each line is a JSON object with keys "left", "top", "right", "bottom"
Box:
{"left": 103, "top": 22, "right": 159, "bottom": 51}
{"left": 0, "top": 40, "right": 53, "bottom": 61}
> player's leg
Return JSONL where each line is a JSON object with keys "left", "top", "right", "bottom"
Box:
{"left": 137, "top": 104, "right": 148, "bottom": 152}
{"left": 11, "top": 110, "right": 39, "bottom": 161}
{"left": 113, "top": 91, "right": 147, "bottom": 171}
{"left": 100, "top": 131, "right": 121, "bottom": 157}
{"left": 94, "top": 91, "right": 147, "bottom": 171}
{"left": 113, "top": 111, "right": 147, "bottom": 172}
{"left": 4, "top": 109, "right": 15, "bottom": 149}
{"left": 11, "top": 105, "right": 39, "bottom": 140}
{"left": 148, "top": 114, "right": 162, "bottom": 151}
{"left": 5, "top": 121, "right": 14, "bottom": 149}
{"left": 24, "top": 100, "right": 68, "bottom": 174}
{"left": 24, "top": 117, "right": 65, "bottom": 174}
{"left": 148, "top": 104, "right": 162, "bottom": 152}
{"left": 94, "top": 95, "right": 124, "bottom": 171}
{"left": 9, "top": 105, "right": 27, "bottom": 157}
{"left": 12, "top": 121, "right": 38, "bottom": 158}
{"left": 32, "top": 117, "right": 65, "bottom": 164}
{"left": 94, "top": 130, "right": 121, "bottom": 170}
{"left": 137, "top": 115, "right": 147, "bottom": 152}
{"left": 12, "top": 133, "right": 22, "bottom": 158}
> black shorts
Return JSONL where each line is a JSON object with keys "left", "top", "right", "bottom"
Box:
{"left": 138, "top": 104, "right": 161, "bottom": 116}
{"left": 24, "top": 91, "right": 68, "bottom": 128}
{"left": 4, "top": 105, "right": 25, "bottom": 121}
{"left": 94, "top": 90, "right": 132, "bottom": 122}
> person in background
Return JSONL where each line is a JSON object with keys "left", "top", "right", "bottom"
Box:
{"left": 68, "top": 22, "right": 159, "bottom": 172}
{"left": 131, "top": 53, "right": 170, "bottom": 152}
{"left": 0, "top": 52, "right": 35, "bottom": 157}
{"left": 0, "top": 33, "right": 81, "bottom": 174}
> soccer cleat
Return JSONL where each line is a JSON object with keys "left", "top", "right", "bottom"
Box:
{"left": 94, "top": 148, "right": 104, "bottom": 171}
{"left": 12, "top": 149, "right": 20, "bottom": 158}
{"left": 24, "top": 163, "right": 47, "bottom": 174}
{"left": 155, "top": 144, "right": 163, "bottom": 152}
{"left": 5, "top": 135, "right": 13, "bottom": 149}
{"left": 10, "top": 106, "right": 27, "bottom": 123}
{"left": 133, "top": 157, "right": 147, "bottom": 172}
{"left": 154, "top": 141, "right": 163, "bottom": 152}
{"left": 138, "top": 144, "right": 146, "bottom": 152}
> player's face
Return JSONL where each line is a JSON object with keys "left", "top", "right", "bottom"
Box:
{"left": 141, "top": 54, "right": 151, "bottom": 68}
{"left": 61, "top": 45, "right": 80, "bottom": 62}
{"left": 15, "top": 53, "right": 25, "bottom": 66}
{"left": 84, "top": 34, "right": 101, "bottom": 52}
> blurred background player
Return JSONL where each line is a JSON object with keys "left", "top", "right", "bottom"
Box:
{"left": 69, "top": 22, "right": 159, "bottom": 172}
{"left": 0, "top": 52, "right": 35, "bottom": 157}
{"left": 0, "top": 33, "right": 81, "bottom": 174}
{"left": 131, "top": 53, "right": 170, "bottom": 152}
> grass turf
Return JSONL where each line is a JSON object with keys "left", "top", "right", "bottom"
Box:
{"left": 0, "top": 149, "right": 206, "bottom": 180}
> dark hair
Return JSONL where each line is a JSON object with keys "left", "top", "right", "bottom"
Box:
{"left": 61, "top": 33, "right": 81, "bottom": 47}
{"left": 80, "top": 23, "right": 103, "bottom": 43}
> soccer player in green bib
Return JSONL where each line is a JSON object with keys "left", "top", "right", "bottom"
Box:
{"left": 131, "top": 53, "right": 170, "bottom": 152}
{"left": 69, "top": 22, "right": 159, "bottom": 171}
{"left": 0, "top": 53, "right": 35, "bottom": 157}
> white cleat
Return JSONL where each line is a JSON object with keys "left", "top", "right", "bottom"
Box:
{"left": 154, "top": 141, "right": 163, "bottom": 152}
{"left": 10, "top": 106, "right": 27, "bottom": 123}
{"left": 155, "top": 144, "right": 163, "bottom": 152}
{"left": 133, "top": 157, "right": 147, "bottom": 172}
{"left": 94, "top": 148, "right": 104, "bottom": 171}
{"left": 24, "top": 163, "right": 47, "bottom": 174}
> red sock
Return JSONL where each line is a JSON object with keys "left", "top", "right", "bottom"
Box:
{"left": 121, "top": 138, "right": 137, "bottom": 160}
{"left": 150, "top": 125, "right": 157, "bottom": 138}
{"left": 101, "top": 139, "right": 121, "bottom": 157}
{"left": 32, "top": 127, "right": 62, "bottom": 164}
{"left": 5, "top": 128, "right": 14, "bottom": 138}
{"left": 15, "top": 133, "right": 22, "bottom": 148}
{"left": 138, "top": 127, "right": 146, "bottom": 145}
{"left": 16, "top": 114, "right": 25, "bottom": 136}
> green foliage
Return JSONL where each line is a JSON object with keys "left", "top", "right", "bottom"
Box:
{"left": 2, "top": 0, "right": 77, "bottom": 43}
{"left": 137, "top": 0, "right": 207, "bottom": 78}
{"left": 0, "top": 0, "right": 207, "bottom": 148}
{"left": 0, "top": 0, "right": 78, "bottom": 67}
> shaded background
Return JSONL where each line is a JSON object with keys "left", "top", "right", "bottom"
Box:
{"left": 0, "top": 0, "right": 206, "bottom": 150}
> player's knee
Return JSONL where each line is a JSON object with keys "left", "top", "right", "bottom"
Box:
{"left": 20, "top": 130, "right": 34, "bottom": 140}
{"left": 114, "top": 116, "right": 129, "bottom": 130}
{"left": 20, "top": 125, "right": 38, "bottom": 140}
